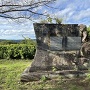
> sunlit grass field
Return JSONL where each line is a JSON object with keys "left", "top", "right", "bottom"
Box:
{"left": 0, "top": 60, "right": 32, "bottom": 90}
{"left": 0, "top": 60, "right": 90, "bottom": 90}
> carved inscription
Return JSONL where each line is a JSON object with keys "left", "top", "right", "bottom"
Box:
{"left": 67, "top": 37, "right": 81, "bottom": 50}
{"left": 50, "top": 36, "right": 81, "bottom": 51}
{"left": 50, "top": 37, "right": 63, "bottom": 50}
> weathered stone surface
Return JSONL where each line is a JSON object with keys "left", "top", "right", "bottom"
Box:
{"left": 50, "top": 36, "right": 81, "bottom": 50}
{"left": 80, "top": 42, "right": 90, "bottom": 57}
{"left": 67, "top": 37, "right": 81, "bottom": 50}
{"left": 50, "top": 37, "right": 63, "bottom": 50}
{"left": 29, "top": 50, "right": 76, "bottom": 72}
{"left": 79, "top": 24, "right": 88, "bottom": 42}
{"left": 21, "top": 23, "right": 86, "bottom": 82}
{"left": 75, "top": 41, "right": 90, "bottom": 70}
{"left": 21, "top": 70, "right": 88, "bottom": 82}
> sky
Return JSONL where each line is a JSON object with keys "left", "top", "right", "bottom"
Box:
{"left": 0, "top": 0, "right": 90, "bottom": 40}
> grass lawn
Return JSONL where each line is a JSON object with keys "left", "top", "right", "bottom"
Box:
{"left": 0, "top": 60, "right": 90, "bottom": 90}
{"left": 0, "top": 60, "right": 32, "bottom": 90}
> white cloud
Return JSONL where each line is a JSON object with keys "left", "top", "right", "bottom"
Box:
{"left": 0, "top": 28, "right": 35, "bottom": 39}
{"left": 72, "top": 9, "right": 90, "bottom": 21}
{"left": 0, "top": 0, "right": 90, "bottom": 39}
{"left": 0, "top": 18, "right": 35, "bottom": 39}
{"left": 52, "top": 0, "right": 90, "bottom": 25}
{"left": 53, "top": 7, "right": 74, "bottom": 23}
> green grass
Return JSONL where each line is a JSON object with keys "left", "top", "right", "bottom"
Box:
{"left": 0, "top": 59, "right": 32, "bottom": 90}
{"left": 0, "top": 60, "right": 90, "bottom": 90}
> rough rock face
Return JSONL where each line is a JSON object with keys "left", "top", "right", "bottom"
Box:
{"left": 80, "top": 42, "right": 90, "bottom": 57}
{"left": 20, "top": 23, "right": 89, "bottom": 82}
{"left": 76, "top": 24, "right": 90, "bottom": 70}
{"left": 75, "top": 42, "right": 90, "bottom": 70}
{"left": 79, "top": 24, "right": 88, "bottom": 42}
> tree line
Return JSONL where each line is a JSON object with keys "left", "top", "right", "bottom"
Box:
{"left": 0, "top": 38, "right": 36, "bottom": 45}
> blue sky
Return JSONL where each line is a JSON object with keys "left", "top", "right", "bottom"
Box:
{"left": 0, "top": 0, "right": 90, "bottom": 40}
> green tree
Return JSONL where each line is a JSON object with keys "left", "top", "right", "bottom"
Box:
{"left": 54, "top": 18, "right": 63, "bottom": 24}
{"left": 40, "top": 16, "right": 63, "bottom": 24}
{"left": 19, "top": 38, "right": 36, "bottom": 46}
{"left": 87, "top": 26, "right": 90, "bottom": 36}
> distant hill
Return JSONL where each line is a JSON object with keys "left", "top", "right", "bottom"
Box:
{"left": 0, "top": 39, "right": 36, "bottom": 42}
{"left": 0, "top": 39, "right": 22, "bottom": 42}
{"left": 0, "top": 39, "right": 36, "bottom": 44}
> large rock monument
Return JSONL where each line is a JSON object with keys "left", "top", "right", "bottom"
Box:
{"left": 21, "top": 23, "right": 89, "bottom": 82}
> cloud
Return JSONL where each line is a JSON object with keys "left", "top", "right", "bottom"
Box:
{"left": 0, "top": 28, "right": 35, "bottom": 40}
{"left": 72, "top": 9, "right": 90, "bottom": 21}
{"left": 0, "top": 0, "right": 90, "bottom": 39}
{"left": 52, "top": 0, "right": 90, "bottom": 25}
{"left": 53, "top": 7, "right": 74, "bottom": 23}
{"left": 0, "top": 18, "right": 35, "bottom": 39}
{"left": 1, "top": 29, "right": 34, "bottom": 35}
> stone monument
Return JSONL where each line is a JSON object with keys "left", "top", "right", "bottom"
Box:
{"left": 21, "top": 23, "right": 88, "bottom": 82}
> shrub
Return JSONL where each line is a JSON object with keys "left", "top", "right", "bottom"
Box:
{"left": 0, "top": 44, "right": 36, "bottom": 59}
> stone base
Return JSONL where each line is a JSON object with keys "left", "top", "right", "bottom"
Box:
{"left": 21, "top": 67, "right": 88, "bottom": 82}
